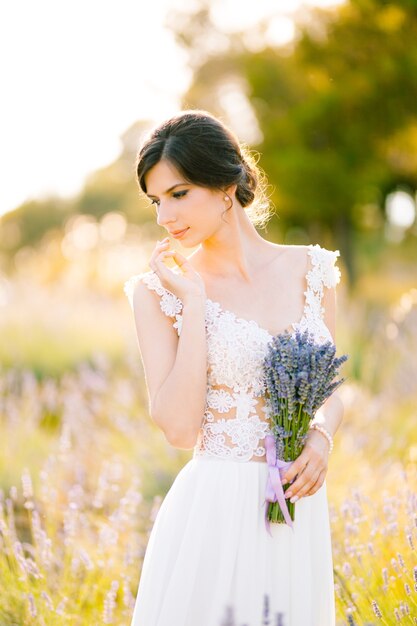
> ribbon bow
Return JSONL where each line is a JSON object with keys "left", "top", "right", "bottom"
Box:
{"left": 263, "top": 434, "right": 295, "bottom": 536}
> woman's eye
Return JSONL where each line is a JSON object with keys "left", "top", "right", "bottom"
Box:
{"left": 173, "top": 190, "right": 188, "bottom": 200}
{"left": 150, "top": 199, "right": 160, "bottom": 207}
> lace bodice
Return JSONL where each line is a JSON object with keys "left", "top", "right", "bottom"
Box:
{"left": 124, "top": 243, "right": 341, "bottom": 463}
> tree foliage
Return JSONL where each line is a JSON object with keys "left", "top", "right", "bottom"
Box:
{"left": 172, "top": 0, "right": 417, "bottom": 284}
{"left": 2, "top": 0, "right": 417, "bottom": 287}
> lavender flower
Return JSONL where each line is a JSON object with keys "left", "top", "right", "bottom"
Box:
{"left": 262, "top": 328, "right": 348, "bottom": 524}
{"left": 371, "top": 599, "right": 382, "bottom": 618}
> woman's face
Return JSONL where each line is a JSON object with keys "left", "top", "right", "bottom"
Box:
{"left": 144, "top": 159, "right": 232, "bottom": 247}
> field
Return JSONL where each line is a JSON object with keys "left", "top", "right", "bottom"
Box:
{"left": 0, "top": 236, "right": 416, "bottom": 625}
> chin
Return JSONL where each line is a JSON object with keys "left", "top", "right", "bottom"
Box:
{"left": 179, "top": 240, "right": 196, "bottom": 249}
{"left": 178, "top": 231, "right": 199, "bottom": 248}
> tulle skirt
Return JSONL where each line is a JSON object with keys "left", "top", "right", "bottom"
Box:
{"left": 130, "top": 456, "right": 335, "bottom": 626}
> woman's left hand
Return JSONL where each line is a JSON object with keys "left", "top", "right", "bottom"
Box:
{"left": 280, "top": 429, "right": 330, "bottom": 503}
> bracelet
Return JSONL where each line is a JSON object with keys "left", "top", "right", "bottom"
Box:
{"left": 309, "top": 423, "right": 334, "bottom": 454}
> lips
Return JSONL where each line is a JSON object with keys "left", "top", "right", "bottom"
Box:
{"left": 170, "top": 227, "right": 190, "bottom": 238}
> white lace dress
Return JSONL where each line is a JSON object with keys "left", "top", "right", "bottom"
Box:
{"left": 124, "top": 243, "right": 341, "bottom": 626}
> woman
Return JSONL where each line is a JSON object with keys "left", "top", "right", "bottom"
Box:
{"left": 124, "top": 110, "right": 344, "bottom": 626}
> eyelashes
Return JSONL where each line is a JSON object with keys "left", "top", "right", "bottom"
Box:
{"left": 149, "top": 189, "right": 189, "bottom": 208}
{"left": 173, "top": 190, "right": 188, "bottom": 200}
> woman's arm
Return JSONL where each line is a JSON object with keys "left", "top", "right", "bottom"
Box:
{"left": 151, "top": 294, "right": 207, "bottom": 448}
{"left": 132, "top": 281, "right": 207, "bottom": 450}
{"left": 129, "top": 239, "right": 209, "bottom": 450}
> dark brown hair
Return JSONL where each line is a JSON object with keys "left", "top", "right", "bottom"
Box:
{"left": 136, "top": 110, "right": 273, "bottom": 228}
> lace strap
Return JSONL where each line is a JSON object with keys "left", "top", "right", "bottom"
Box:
{"left": 123, "top": 271, "right": 183, "bottom": 336}
{"left": 302, "top": 244, "right": 341, "bottom": 329}
{"left": 307, "top": 244, "right": 341, "bottom": 290}
{"left": 124, "top": 273, "right": 144, "bottom": 310}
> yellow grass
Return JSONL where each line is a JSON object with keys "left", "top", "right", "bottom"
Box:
{"left": 0, "top": 268, "right": 416, "bottom": 624}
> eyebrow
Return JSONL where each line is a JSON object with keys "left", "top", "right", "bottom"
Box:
{"left": 147, "top": 183, "right": 190, "bottom": 199}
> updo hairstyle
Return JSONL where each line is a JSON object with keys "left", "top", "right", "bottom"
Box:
{"left": 136, "top": 110, "right": 273, "bottom": 229}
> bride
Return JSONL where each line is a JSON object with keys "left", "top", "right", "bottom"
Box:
{"left": 124, "top": 109, "right": 344, "bottom": 626}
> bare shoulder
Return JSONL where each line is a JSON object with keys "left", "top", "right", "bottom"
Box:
{"left": 271, "top": 243, "right": 310, "bottom": 274}
{"left": 268, "top": 242, "right": 309, "bottom": 256}
{"left": 283, "top": 242, "right": 340, "bottom": 274}
{"left": 127, "top": 273, "right": 165, "bottom": 318}
{"left": 279, "top": 243, "right": 338, "bottom": 338}
{"left": 281, "top": 243, "right": 309, "bottom": 253}
{"left": 126, "top": 272, "right": 180, "bottom": 418}
{"left": 129, "top": 272, "right": 179, "bottom": 334}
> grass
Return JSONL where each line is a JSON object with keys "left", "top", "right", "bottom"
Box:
{"left": 0, "top": 265, "right": 416, "bottom": 624}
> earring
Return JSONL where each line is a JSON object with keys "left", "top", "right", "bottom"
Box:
{"left": 224, "top": 196, "right": 228, "bottom": 201}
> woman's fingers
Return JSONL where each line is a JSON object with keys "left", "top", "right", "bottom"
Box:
{"left": 281, "top": 448, "right": 310, "bottom": 486}
{"left": 304, "top": 469, "right": 326, "bottom": 497}
{"left": 283, "top": 461, "right": 326, "bottom": 502}
{"left": 147, "top": 239, "right": 206, "bottom": 303}
{"left": 283, "top": 463, "right": 315, "bottom": 498}
{"left": 285, "top": 467, "right": 322, "bottom": 501}
{"left": 150, "top": 249, "right": 176, "bottom": 275}
{"left": 282, "top": 443, "right": 327, "bottom": 485}
{"left": 169, "top": 250, "right": 192, "bottom": 272}
{"left": 149, "top": 240, "right": 172, "bottom": 272}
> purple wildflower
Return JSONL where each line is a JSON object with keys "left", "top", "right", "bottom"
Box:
{"left": 371, "top": 599, "right": 382, "bottom": 618}
{"left": 261, "top": 328, "right": 348, "bottom": 525}
{"left": 262, "top": 328, "right": 348, "bottom": 461}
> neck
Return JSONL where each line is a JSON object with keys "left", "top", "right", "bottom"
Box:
{"left": 193, "top": 203, "right": 274, "bottom": 283}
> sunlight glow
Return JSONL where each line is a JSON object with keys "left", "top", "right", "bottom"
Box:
{"left": 99, "top": 213, "right": 128, "bottom": 243}
{"left": 265, "top": 16, "right": 296, "bottom": 46}
{"left": 1, "top": 0, "right": 345, "bottom": 218}
{"left": 385, "top": 191, "right": 416, "bottom": 229}
{"left": 217, "top": 80, "right": 263, "bottom": 145}
{"left": 0, "top": 0, "right": 189, "bottom": 218}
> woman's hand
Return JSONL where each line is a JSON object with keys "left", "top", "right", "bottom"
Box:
{"left": 149, "top": 237, "right": 206, "bottom": 304}
{"left": 280, "top": 429, "right": 330, "bottom": 503}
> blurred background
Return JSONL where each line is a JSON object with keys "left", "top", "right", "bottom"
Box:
{"left": 0, "top": 0, "right": 416, "bottom": 624}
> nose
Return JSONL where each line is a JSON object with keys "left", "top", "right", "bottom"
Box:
{"left": 156, "top": 202, "right": 177, "bottom": 228}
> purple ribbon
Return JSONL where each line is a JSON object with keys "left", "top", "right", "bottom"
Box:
{"left": 263, "top": 434, "right": 295, "bottom": 536}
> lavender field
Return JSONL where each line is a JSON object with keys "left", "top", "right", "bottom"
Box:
{"left": 3, "top": 0, "right": 417, "bottom": 620}
{"left": 0, "top": 229, "right": 416, "bottom": 625}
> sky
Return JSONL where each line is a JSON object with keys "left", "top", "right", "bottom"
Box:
{"left": 0, "top": 0, "right": 344, "bottom": 218}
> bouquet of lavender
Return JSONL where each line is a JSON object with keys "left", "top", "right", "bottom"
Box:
{"left": 262, "top": 329, "right": 348, "bottom": 530}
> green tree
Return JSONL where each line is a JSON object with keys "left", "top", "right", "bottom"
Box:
{"left": 170, "top": 0, "right": 417, "bottom": 285}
